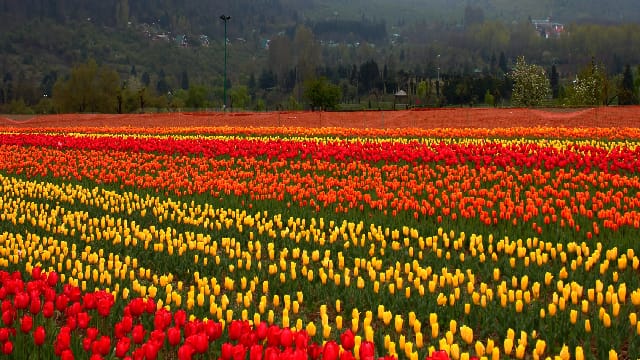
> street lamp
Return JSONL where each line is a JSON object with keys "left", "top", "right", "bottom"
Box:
{"left": 220, "top": 14, "right": 231, "bottom": 111}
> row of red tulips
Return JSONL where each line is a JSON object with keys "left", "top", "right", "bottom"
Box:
{"left": 1, "top": 133, "right": 639, "bottom": 173}
{"left": 0, "top": 267, "right": 469, "bottom": 360}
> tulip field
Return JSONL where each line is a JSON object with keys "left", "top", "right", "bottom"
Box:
{"left": 0, "top": 112, "right": 639, "bottom": 360}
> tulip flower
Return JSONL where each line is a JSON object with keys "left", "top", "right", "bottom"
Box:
{"left": 323, "top": 340, "right": 340, "bottom": 360}
{"left": 341, "top": 329, "right": 356, "bottom": 350}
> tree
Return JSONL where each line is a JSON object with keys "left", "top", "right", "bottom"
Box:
{"left": 230, "top": 85, "right": 250, "bottom": 109}
{"left": 618, "top": 64, "right": 637, "bottom": 105}
{"left": 549, "top": 64, "right": 559, "bottom": 99}
{"left": 509, "top": 56, "right": 551, "bottom": 107}
{"left": 52, "top": 59, "right": 120, "bottom": 113}
{"left": 565, "top": 59, "right": 609, "bottom": 106}
{"left": 303, "top": 77, "right": 341, "bottom": 111}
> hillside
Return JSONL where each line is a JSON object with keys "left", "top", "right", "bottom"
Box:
{"left": 1, "top": 0, "right": 640, "bottom": 113}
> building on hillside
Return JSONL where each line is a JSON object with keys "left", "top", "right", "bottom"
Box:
{"left": 531, "top": 18, "right": 564, "bottom": 38}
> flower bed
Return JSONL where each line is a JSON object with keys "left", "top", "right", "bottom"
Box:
{"left": 0, "top": 126, "right": 638, "bottom": 359}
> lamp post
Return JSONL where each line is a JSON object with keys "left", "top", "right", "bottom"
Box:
{"left": 220, "top": 14, "right": 231, "bottom": 111}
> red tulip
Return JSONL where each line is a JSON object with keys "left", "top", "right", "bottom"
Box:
{"left": 31, "top": 267, "right": 42, "bottom": 280}
{"left": 29, "top": 296, "right": 41, "bottom": 315}
{"left": 255, "top": 321, "right": 268, "bottom": 340}
{"left": 143, "top": 340, "right": 161, "bottom": 360}
{"left": 359, "top": 341, "right": 375, "bottom": 360}
{"left": 280, "top": 327, "right": 293, "bottom": 348}
{"left": 221, "top": 342, "right": 234, "bottom": 360}
{"left": 250, "top": 344, "right": 264, "bottom": 360}
{"left": 204, "top": 320, "right": 222, "bottom": 342}
{"left": 46, "top": 271, "right": 59, "bottom": 287}
{"left": 308, "top": 343, "right": 323, "bottom": 360}
{"left": 264, "top": 346, "right": 281, "bottom": 360}
{"left": 323, "top": 340, "right": 340, "bottom": 360}
{"left": 132, "top": 324, "right": 146, "bottom": 344}
{"left": 33, "top": 325, "right": 46, "bottom": 346}
{"left": 228, "top": 320, "right": 244, "bottom": 341}
{"left": 294, "top": 329, "right": 309, "bottom": 350}
{"left": 340, "top": 329, "right": 355, "bottom": 350}
{"left": 427, "top": 350, "right": 450, "bottom": 360}
{"left": 55, "top": 294, "right": 69, "bottom": 312}
{"left": 154, "top": 308, "right": 172, "bottom": 331}
{"left": 116, "top": 337, "right": 131, "bottom": 358}
{"left": 95, "top": 335, "right": 112, "bottom": 356}
{"left": 0, "top": 328, "right": 8, "bottom": 342}
{"left": 174, "top": 309, "right": 187, "bottom": 327}
{"left": 267, "top": 325, "right": 281, "bottom": 347}
{"left": 77, "top": 312, "right": 90, "bottom": 329}
{"left": 14, "top": 291, "right": 29, "bottom": 309}
{"left": 97, "top": 296, "right": 113, "bottom": 317}
{"left": 178, "top": 343, "right": 196, "bottom": 360}
{"left": 42, "top": 301, "right": 54, "bottom": 318}
{"left": 341, "top": 351, "right": 356, "bottom": 360}
{"left": 168, "top": 326, "right": 182, "bottom": 346}
{"left": 86, "top": 327, "right": 99, "bottom": 341}
{"left": 54, "top": 327, "right": 72, "bottom": 356}
{"left": 186, "top": 333, "right": 208, "bottom": 354}
{"left": 20, "top": 314, "right": 33, "bottom": 333}
{"left": 2, "top": 340, "right": 13, "bottom": 355}
{"left": 232, "top": 343, "right": 246, "bottom": 360}
{"left": 60, "top": 349, "right": 74, "bottom": 360}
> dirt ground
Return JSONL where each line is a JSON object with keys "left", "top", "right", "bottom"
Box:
{"left": 1, "top": 107, "right": 638, "bottom": 129}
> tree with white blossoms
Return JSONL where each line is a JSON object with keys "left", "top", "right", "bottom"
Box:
{"left": 509, "top": 56, "right": 551, "bottom": 107}
{"left": 565, "top": 59, "right": 609, "bottom": 106}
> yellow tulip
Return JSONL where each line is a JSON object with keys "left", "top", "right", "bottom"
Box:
{"left": 575, "top": 346, "right": 584, "bottom": 360}
{"left": 609, "top": 349, "right": 618, "bottom": 360}
{"left": 504, "top": 338, "right": 513, "bottom": 355}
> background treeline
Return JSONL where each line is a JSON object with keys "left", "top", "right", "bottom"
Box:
{"left": 1, "top": 0, "right": 640, "bottom": 113}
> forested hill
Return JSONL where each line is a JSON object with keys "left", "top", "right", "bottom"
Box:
{"left": 1, "top": 0, "right": 640, "bottom": 113}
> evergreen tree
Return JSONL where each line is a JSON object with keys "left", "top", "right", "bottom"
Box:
{"left": 550, "top": 64, "right": 559, "bottom": 99}
{"left": 181, "top": 70, "right": 189, "bottom": 90}
{"left": 619, "top": 64, "right": 637, "bottom": 105}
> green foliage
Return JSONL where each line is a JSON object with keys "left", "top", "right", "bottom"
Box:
{"left": 52, "top": 59, "right": 120, "bottom": 113}
{"left": 230, "top": 86, "right": 250, "bottom": 109}
{"left": 509, "top": 56, "right": 551, "bottom": 107}
{"left": 303, "top": 77, "right": 342, "bottom": 111}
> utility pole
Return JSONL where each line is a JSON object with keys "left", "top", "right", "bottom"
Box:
{"left": 220, "top": 14, "right": 231, "bottom": 111}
